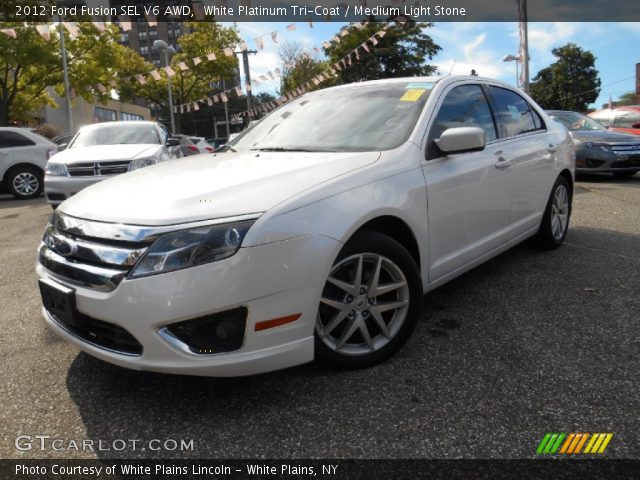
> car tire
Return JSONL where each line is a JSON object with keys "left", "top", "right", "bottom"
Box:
{"left": 534, "top": 175, "right": 571, "bottom": 250}
{"left": 6, "top": 166, "right": 43, "bottom": 200}
{"left": 613, "top": 171, "right": 636, "bottom": 179}
{"left": 314, "top": 231, "right": 422, "bottom": 369}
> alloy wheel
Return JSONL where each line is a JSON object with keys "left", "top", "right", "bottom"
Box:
{"left": 12, "top": 172, "right": 39, "bottom": 196}
{"left": 316, "top": 253, "right": 410, "bottom": 356}
{"left": 551, "top": 184, "right": 569, "bottom": 240}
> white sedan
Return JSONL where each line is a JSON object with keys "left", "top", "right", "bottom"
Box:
{"left": 44, "top": 121, "right": 180, "bottom": 207}
{"left": 36, "top": 76, "right": 574, "bottom": 376}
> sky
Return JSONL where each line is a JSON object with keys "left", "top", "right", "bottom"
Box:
{"left": 231, "top": 21, "right": 640, "bottom": 109}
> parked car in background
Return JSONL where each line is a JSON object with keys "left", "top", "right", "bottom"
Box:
{"left": 548, "top": 110, "right": 640, "bottom": 178}
{"left": 206, "top": 137, "right": 228, "bottom": 150}
{"left": 51, "top": 133, "right": 76, "bottom": 151}
{"left": 44, "top": 121, "right": 180, "bottom": 207}
{"left": 0, "top": 127, "right": 56, "bottom": 199}
{"left": 589, "top": 106, "right": 640, "bottom": 135}
{"left": 171, "top": 134, "right": 201, "bottom": 157}
{"left": 190, "top": 136, "right": 215, "bottom": 153}
{"left": 37, "top": 76, "right": 574, "bottom": 377}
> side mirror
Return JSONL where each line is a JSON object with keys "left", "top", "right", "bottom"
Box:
{"left": 435, "top": 127, "right": 486, "bottom": 154}
{"left": 58, "top": 143, "right": 68, "bottom": 150}
{"left": 165, "top": 137, "right": 181, "bottom": 147}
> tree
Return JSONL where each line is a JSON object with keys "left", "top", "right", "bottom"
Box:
{"left": 530, "top": 43, "right": 601, "bottom": 111}
{"left": 324, "top": 18, "right": 441, "bottom": 84}
{"left": 0, "top": 21, "right": 148, "bottom": 126}
{"left": 120, "top": 22, "right": 240, "bottom": 133}
{"left": 279, "top": 41, "right": 330, "bottom": 95}
{"left": 612, "top": 92, "right": 640, "bottom": 107}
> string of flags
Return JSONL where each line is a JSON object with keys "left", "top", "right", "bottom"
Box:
{"left": 184, "top": 22, "right": 394, "bottom": 118}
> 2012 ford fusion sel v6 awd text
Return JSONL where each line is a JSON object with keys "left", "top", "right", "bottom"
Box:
{"left": 36, "top": 76, "right": 574, "bottom": 376}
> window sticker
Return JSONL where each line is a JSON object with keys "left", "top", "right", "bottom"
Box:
{"left": 400, "top": 89, "right": 425, "bottom": 102}
{"left": 507, "top": 105, "right": 521, "bottom": 119}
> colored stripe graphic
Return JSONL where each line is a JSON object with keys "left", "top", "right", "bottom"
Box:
{"left": 538, "top": 433, "right": 613, "bottom": 455}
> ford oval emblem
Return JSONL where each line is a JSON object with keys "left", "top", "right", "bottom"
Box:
{"left": 52, "top": 237, "right": 77, "bottom": 257}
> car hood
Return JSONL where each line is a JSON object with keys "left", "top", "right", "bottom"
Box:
{"left": 59, "top": 150, "right": 380, "bottom": 225}
{"left": 50, "top": 144, "right": 162, "bottom": 164}
{"left": 570, "top": 130, "right": 639, "bottom": 144}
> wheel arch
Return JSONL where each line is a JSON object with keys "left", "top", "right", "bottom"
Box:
{"left": 4, "top": 162, "right": 44, "bottom": 181}
{"left": 348, "top": 215, "right": 421, "bottom": 273}
{"left": 558, "top": 169, "right": 574, "bottom": 197}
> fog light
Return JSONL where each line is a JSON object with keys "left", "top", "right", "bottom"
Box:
{"left": 162, "top": 308, "right": 247, "bottom": 354}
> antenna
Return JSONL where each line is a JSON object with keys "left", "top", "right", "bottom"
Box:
{"left": 448, "top": 60, "right": 456, "bottom": 76}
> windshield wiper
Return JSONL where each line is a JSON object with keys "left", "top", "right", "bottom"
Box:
{"left": 250, "top": 147, "right": 329, "bottom": 152}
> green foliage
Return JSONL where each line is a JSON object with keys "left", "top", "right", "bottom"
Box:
{"left": 530, "top": 43, "right": 601, "bottom": 111}
{"left": 278, "top": 42, "right": 330, "bottom": 96}
{"left": 324, "top": 19, "right": 441, "bottom": 84}
{"left": 612, "top": 91, "right": 640, "bottom": 108}
{"left": 0, "top": 20, "right": 148, "bottom": 125}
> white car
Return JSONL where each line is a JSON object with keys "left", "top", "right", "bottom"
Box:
{"left": 0, "top": 127, "right": 56, "bottom": 199}
{"left": 44, "top": 121, "right": 180, "bottom": 207}
{"left": 36, "top": 76, "right": 574, "bottom": 376}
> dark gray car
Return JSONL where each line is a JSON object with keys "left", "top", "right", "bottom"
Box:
{"left": 548, "top": 110, "right": 640, "bottom": 178}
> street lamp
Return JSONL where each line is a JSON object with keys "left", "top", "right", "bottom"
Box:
{"left": 502, "top": 54, "right": 521, "bottom": 89}
{"left": 152, "top": 40, "right": 177, "bottom": 133}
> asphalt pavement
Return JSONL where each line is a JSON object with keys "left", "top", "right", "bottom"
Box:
{"left": 1, "top": 173, "right": 638, "bottom": 460}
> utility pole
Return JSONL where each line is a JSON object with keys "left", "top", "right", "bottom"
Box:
{"left": 236, "top": 50, "right": 257, "bottom": 121}
{"left": 58, "top": 17, "right": 73, "bottom": 133}
{"left": 518, "top": 0, "right": 530, "bottom": 93}
{"left": 222, "top": 78, "right": 230, "bottom": 137}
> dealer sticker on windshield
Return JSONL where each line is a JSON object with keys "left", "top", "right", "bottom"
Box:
{"left": 400, "top": 89, "right": 426, "bottom": 102}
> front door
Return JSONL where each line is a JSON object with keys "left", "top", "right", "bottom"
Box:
{"left": 421, "top": 83, "right": 515, "bottom": 282}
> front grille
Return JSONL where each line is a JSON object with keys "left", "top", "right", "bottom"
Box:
{"left": 67, "top": 161, "right": 131, "bottom": 177}
{"left": 50, "top": 310, "right": 143, "bottom": 355}
{"left": 40, "top": 221, "right": 150, "bottom": 292}
{"left": 610, "top": 143, "right": 640, "bottom": 156}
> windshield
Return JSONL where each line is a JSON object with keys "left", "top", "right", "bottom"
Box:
{"left": 232, "top": 82, "right": 435, "bottom": 152}
{"left": 69, "top": 124, "right": 160, "bottom": 148}
{"left": 551, "top": 112, "right": 606, "bottom": 131}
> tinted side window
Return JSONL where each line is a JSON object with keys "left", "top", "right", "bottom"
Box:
{"left": 612, "top": 110, "right": 640, "bottom": 128}
{"left": 0, "top": 131, "right": 36, "bottom": 148}
{"left": 427, "top": 84, "right": 497, "bottom": 159}
{"left": 488, "top": 86, "right": 539, "bottom": 138}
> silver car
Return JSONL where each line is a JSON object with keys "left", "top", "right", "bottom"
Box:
{"left": 44, "top": 121, "right": 180, "bottom": 207}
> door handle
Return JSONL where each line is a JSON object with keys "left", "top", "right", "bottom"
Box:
{"left": 495, "top": 157, "right": 512, "bottom": 169}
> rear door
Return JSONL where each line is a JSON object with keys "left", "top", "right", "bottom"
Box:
{"left": 422, "top": 83, "right": 515, "bottom": 281}
{"left": 485, "top": 86, "right": 554, "bottom": 235}
{"left": 0, "top": 132, "right": 16, "bottom": 180}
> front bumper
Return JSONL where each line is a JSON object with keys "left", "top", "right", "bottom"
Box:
{"left": 44, "top": 175, "right": 105, "bottom": 205}
{"left": 37, "top": 234, "right": 341, "bottom": 376}
{"left": 575, "top": 149, "right": 640, "bottom": 173}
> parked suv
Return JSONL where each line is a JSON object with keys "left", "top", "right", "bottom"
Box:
{"left": 44, "top": 121, "right": 180, "bottom": 207}
{"left": 548, "top": 110, "right": 640, "bottom": 177}
{"left": 589, "top": 106, "right": 640, "bottom": 135}
{"left": 37, "top": 76, "right": 574, "bottom": 376}
{"left": 0, "top": 127, "right": 56, "bottom": 199}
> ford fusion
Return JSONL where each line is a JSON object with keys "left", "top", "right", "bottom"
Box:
{"left": 44, "top": 121, "right": 180, "bottom": 207}
{"left": 36, "top": 76, "right": 574, "bottom": 376}
{"left": 548, "top": 110, "right": 640, "bottom": 178}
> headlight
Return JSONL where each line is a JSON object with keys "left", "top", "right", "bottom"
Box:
{"left": 128, "top": 157, "right": 158, "bottom": 171}
{"left": 45, "top": 161, "right": 68, "bottom": 176}
{"left": 129, "top": 221, "right": 254, "bottom": 278}
{"left": 586, "top": 143, "right": 611, "bottom": 152}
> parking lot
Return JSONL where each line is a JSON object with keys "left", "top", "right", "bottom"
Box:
{"left": 0, "top": 174, "right": 638, "bottom": 460}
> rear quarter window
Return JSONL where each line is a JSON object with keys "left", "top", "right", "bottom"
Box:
{"left": 0, "top": 131, "right": 36, "bottom": 148}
